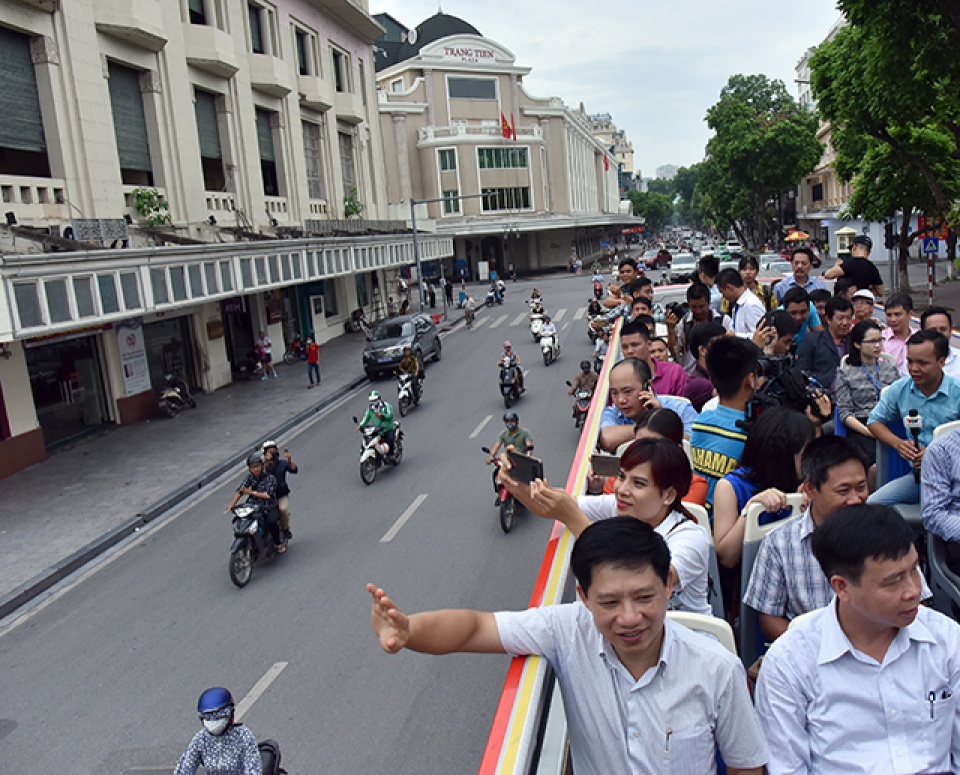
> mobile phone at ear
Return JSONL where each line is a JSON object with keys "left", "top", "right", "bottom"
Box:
{"left": 506, "top": 449, "right": 545, "bottom": 484}
{"left": 590, "top": 453, "right": 621, "bottom": 479}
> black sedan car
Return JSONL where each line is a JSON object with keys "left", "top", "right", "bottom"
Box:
{"left": 362, "top": 313, "right": 442, "bottom": 378}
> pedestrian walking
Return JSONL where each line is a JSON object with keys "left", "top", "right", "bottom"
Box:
{"left": 257, "top": 330, "right": 277, "bottom": 380}
{"left": 306, "top": 336, "right": 320, "bottom": 388}
{"left": 428, "top": 283, "right": 436, "bottom": 308}
{"left": 444, "top": 278, "right": 453, "bottom": 306}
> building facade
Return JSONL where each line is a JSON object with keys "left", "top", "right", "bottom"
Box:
{"left": 374, "top": 12, "right": 638, "bottom": 280}
{"left": 0, "top": 0, "right": 451, "bottom": 477}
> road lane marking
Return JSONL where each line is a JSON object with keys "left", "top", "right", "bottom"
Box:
{"left": 381, "top": 494, "right": 429, "bottom": 543}
{"left": 573, "top": 307, "right": 585, "bottom": 320}
{"left": 236, "top": 661, "right": 288, "bottom": 721}
{"left": 562, "top": 322, "right": 570, "bottom": 330}
{"left": 470, "top": 414, "right": 493, "bottom": 439}
{"left": 554, "top": 308, "right": 567, "bottom": 322}
{"left": 510, "top": 312, "right": 527, "bottom": 326}
{"left": 488, "top": 314, "right": 509, "bottom": 329}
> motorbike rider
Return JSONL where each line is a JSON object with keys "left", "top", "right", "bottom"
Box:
{"left": 398, "top": 345, "right": 424, "bottom": 404}
{"left": 358, "top": 390, "right": 397, "bottom": 458}
{"left": 499, "top": 340, "right": 525, "bottom": 393}
{"left": 227, "top": 452, "right": 284, "bottom": 553}
{"left": 490, "top": 279, "right": 503, "bottom": 304}
{"left": 262, "top": 440, "right": 297, "bottom": 542}
{"left": 529, "top": 288, "right": 543, "bottom": 304}
{"left": 463, "top": 294, "right": 477, "bottom": 324}
{"left": 587, "top": 298, "right": 602, "bottom": 318}
{"left": 174, "top": 687, "right": 262, "bottom": 775}
{"left": 485, "top": 411, "right": 535, "bottom": 503}
{"left": 540, "top": 315, "right": 559, "bottom": 354}
{"left": 569, "top": 359, "right": 599, "bottom": 396}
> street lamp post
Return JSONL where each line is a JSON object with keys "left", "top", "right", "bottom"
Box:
{"left": 409, "top": 192, "right": 491, "bottom": 320}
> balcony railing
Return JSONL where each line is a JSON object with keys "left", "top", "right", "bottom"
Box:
{"left": 417, "top": 125, "right": 543, "bottom": 143}
{"left": 0, "top": 175, "right": 71, "bottom": 224}
{"left": 304, "top": 218, "right": 408, "bottom": 235}
{"left": 0, "top": 233, "right": 453, "bottom": 341}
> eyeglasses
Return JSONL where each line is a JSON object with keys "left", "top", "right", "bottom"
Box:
{"left": 861, "top": 338, "right": 883, "bottom": 345}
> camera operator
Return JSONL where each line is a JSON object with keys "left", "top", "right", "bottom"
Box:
{"left": 665, "top": 283, "right": 732, "bottom": 372}
{"left": 751, "top": 310, "right": 798, "bottom": 358}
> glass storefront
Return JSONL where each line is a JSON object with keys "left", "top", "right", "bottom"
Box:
{"left": 25, "top": 334, "right": 109, "bottom": 447}
{"left": 143, "top": 317, "right": 197, "bottom": 392}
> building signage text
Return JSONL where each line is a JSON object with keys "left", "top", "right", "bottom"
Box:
{"left": 443, "top": 46, "right": 495, "bottom": 64}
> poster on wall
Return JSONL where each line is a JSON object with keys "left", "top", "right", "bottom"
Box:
{"left": 116, "top": 318, "right": 152, "bottom": 395}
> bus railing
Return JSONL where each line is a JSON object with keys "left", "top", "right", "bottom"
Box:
{"left": 477, "top": 320, "right": 623, "bottom": 775}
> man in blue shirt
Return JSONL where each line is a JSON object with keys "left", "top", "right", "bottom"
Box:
{"left": 690, "top": 336, "right": 761, "bottom": 511}
{"left": 773, "top": 247, "right": 826, "bottom": 304}
{"left": 780, "top": 287, "right": 822, "bottom": 348}
{"left": 598, "top": 359, "right": 698, "bottom": 452}
{"left": 868, "top": 330, "right": 960, "bottom": 506}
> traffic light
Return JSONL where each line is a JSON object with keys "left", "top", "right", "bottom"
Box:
{"left": 884, "top": 222, "right": 896, "bottom": 249}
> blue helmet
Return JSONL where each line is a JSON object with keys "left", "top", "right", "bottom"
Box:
{"left": 197, "top": 687, "right": 234, "bottom": 717}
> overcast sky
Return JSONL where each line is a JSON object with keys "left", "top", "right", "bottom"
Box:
{"left": 369, "top": 0, "right": 843, "bottom": 178}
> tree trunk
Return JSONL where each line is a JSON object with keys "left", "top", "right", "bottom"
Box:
{"left": 898, "top": 204, "right": 913, "bottom": 293}
{"left": 948, "top": 229, "right": 958, "bottom": 281}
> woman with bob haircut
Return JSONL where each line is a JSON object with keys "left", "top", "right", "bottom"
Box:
{"left": 500, "top": 437, "right": 712, "bottom": 615}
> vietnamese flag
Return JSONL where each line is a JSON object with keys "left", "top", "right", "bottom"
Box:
{"left": 501, "top": 112, "right": 512, "bottom": 139}
{"left": 604, "top": 154, "right": 610, "bottom": 171}
{"left": 510, "top": 113, "right": 517, "bottom": 141}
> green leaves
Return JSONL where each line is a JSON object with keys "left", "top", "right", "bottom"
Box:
{"left": 627, "top": 190, "right": 674, "bottom": 235}
{"left": 696, "top": 74, "right": 822, "bottom": 246}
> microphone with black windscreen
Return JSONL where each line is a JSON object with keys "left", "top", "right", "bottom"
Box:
{"left": 904, "top": 409, "right": 923, "bottom": 484}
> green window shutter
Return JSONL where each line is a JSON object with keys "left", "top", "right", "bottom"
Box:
{"left": 255, "top": 108, "right": 275, "bottom": 161}
{"left": 0, "top": 26, "right": 46, "bottom": 153}
{"left": 108, "top": 62, "right": 152, "bottom": 171}
{"left": 194, "top": 89, "right": 221, "bottom": 159}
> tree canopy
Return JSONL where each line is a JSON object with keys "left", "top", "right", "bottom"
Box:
{"left": 627, "top": 190, "right": 673, "bottom": 235}
{"left": 694, "top": 74, "right": 823, "bottom": 248}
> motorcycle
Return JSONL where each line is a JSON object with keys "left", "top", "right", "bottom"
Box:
{"left": 236, "top": 349, "right": 263, "bottom": 380}
{"left": 258, "top": 739, "right": 288, "bottom": 775}
{"left": 540, "top": 331, "right": 560, "bottom": 366}
{"left": 499, "top": 358, "right": 522, "bottom": 408}
{"left": 228, "top": 501, "right": 286, "bottom": 588}
{"left": 593, "top": 279, "right": 604, "bottom": 299}
{"left": 345, "top": 308, "right": 374, "bottom": 337}
{"left": 397, "top": 371, "right": 419, "bottom": 416}
{"left": 566, "top": 381, "right": 594, "bottom": 429}
{"left": 353, "top": 417, "right": 404, "bottom": 485}
{"left": 283, "top": 333, "right": 306, "bottom": 364}
{"left": 529, "top": 311, "right": 544, "bottom": 341}
{"left": 484, "top": 288, "right": 503, "bottom": 307}
{"left": 482, "top": 446, "right": 521, "bottom": 533}
{"left": 159, "top": 373, "right": 196, "bottom": 418}
{"left": 464, "top": 305, "right": 476, "bottom": 329}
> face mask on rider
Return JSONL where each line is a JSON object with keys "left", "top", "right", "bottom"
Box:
{"left": 203, "top": 717, "right": 231, "bottom": 736}
{"left": 506, "top": 423, "right": 518, "bottom": 432}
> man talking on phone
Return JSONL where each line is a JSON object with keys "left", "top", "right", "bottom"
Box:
{"left": 486, "top": 412, "right": 534, "bottom": 504}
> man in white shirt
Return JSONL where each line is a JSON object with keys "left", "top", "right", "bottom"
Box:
{"left": 756, "top": 504, "right": 960, "bottom": 775}
{"left": 715, "top": 268, "right": 765, "bottom": 336}
{"left": 921, "top": 306, "right": 960, "bottom": 380}
{"left": 369, "top": 517, "right": 768, "bottom": 775}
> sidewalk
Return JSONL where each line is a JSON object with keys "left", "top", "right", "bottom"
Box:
{"left": 0, "top": 314, "right": 459, "bottom": 619}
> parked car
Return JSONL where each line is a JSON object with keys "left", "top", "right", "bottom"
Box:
{"left": 362, "top": 313, "right": 442, "bottom": 378}
{"left": 766, "top": 260, "right": 795, "bottom": 278}
{"left": 642, "top": 248, "right": 672, "bottom": 269}
{"left": 759, "top": 252, "right": 782, "bottom": 270}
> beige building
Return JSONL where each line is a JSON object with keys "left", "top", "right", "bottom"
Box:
{"left": 587, "top": 111, "right": 635, "bottom": 176}
{"left": 374, "top": 12, "right": 638, "bottom": 279}
{"left": 0, "top": 0, "right": 451, "bottom": 478}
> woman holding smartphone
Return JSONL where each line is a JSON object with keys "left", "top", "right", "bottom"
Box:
{"left": 500, "top": 437, "right": 711, "bottom": 616}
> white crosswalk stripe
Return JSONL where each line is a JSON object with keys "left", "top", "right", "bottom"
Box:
{"left": 554, "top": 308, "right": 567, "bottom": 322}
{"left": 573, "top": 307, "right": 586, "bottom": 320}
{"left": 510, "top": 312, "right": 527, "bottom": 326}
{"left": 488, "top": 314, "right": 509, "bottom": 329}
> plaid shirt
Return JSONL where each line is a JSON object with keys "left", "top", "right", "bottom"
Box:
{"left": 237, "top": 472, "right": 277, "bottom": 510}
{"left": 743, "top": 510, "right": 825, "bottom": 621}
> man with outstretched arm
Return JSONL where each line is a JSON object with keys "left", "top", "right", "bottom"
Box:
{"left": 368, "top": 518, "right": 767, "bottom": 775}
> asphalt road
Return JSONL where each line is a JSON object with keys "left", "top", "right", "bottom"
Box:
{"left": 0, "top": 274, "right": 602, "bottom": 775}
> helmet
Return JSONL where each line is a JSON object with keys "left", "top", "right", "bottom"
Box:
{"left": 503, "top": 341, "right": 512, "bottom": 349}
{"left": 402, "top": 345, "right": 412, "bottom": 353}
{"left": 262, "top": 439, "right": 278, "bottom": 452}
{"left": 503, "top": 411, "right": 519, "bottom": 424}
{"left": 368, "top": 390, "right": 381, "bottom": 403}
{"left": 580, "top": 360, "right": 592, "bottom": 372}
{"left": 246, "top": 452, "right": 263, "bottom": 467}
{"left": 197, "top": 687, "right": 234, "bottom": 716}
{"left": 544, "top": 315, "right": 551, "bottom": 321}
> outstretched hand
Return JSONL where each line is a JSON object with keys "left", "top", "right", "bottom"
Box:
{"left": 367, "top": 584, "right": 410, "bottom": 654}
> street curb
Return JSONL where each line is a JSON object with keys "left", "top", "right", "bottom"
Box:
{"left": 0, "top": 373, "right": 370, "bottom": 621}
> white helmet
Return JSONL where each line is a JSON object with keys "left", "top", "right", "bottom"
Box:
{"left": 262, "top": 439, "right": 278, "bottom": 452}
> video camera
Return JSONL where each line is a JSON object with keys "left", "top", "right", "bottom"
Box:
{"left": 739, "top": 359, "right": 831, "bottom": 430}
{"left": 665, "top": 301, "right": 690, "bottom": 321}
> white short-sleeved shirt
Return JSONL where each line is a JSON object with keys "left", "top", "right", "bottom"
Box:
{"left": 756, "top": 602, "right": 960, "bottom": 774}
{"left": 576, "top": 495, "right": 712, "bottom": 616}
{"left": 496, "top": 607, "right": 768, "bottom": 775}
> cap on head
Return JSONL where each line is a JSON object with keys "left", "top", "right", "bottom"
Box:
{"left": 503, "top": 411, "right": 519, "bottom": 425}
{"left": 246, "top": 452, "right": 263, "bottom": 467}
{"left": 851, "top": 289, "right": 876, "bottom": 304}
{"left": 262, "top": 439, "right": 278, "bottom": 452}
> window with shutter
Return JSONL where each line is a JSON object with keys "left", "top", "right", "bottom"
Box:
{"left": 0, "top": 26, "right": 50, "bottom": 177}
{"left": 107, "top": 62, "right": 154, "bottom": 185}
{"left": 256, "top": 108, "right": 279, "bottom": 196}
{"left": 338, "top": 130, "right": 355, "bottom": 193}
{"left": 195, "top": 89, "right": 224, "bottom": 191}
{"left": 302, "top": 121, "right": 325, "bottom": 200}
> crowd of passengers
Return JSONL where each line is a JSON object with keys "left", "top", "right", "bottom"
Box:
{"left": 368, "top": 246, "right": 960, "bottom": 773}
